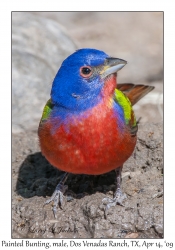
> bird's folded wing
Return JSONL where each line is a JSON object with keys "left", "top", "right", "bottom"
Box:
{"left": 114, "top": 86, "right": 138, "bottom": 136}
{"left": 39, "top": 99, "right": 54, "bottom": 124}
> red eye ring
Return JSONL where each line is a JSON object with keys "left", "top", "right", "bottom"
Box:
{"left": 80, "top": 66, "right": 92, "bottom": 78}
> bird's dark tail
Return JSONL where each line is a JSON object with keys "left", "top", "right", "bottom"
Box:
{"left": 117, "top": 83, "right": 155, "bottom": 106}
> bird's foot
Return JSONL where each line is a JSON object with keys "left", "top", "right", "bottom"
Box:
{"left": 102, "top": 189, "right": 127, "bottom": 218}
{"left": 44, "top": 183, "right": 68, "bottom": 218}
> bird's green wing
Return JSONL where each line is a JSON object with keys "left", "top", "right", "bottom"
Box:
{"left": 114, "top": 88, "right": 138, "bottom": 136}
{"left": 40, "top": 99, "right": 54, "bottom": 123}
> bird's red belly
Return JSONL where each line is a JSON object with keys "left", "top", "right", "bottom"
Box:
{"left": 39, "top": 108, "right": 136, "bottom": 175}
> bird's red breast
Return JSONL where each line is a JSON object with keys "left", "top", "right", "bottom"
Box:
{"left": 38, "top": 76, "right": 137, "bottom": 175}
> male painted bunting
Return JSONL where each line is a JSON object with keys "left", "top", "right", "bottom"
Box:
{"left": 38, "top": 48, "right": 154, "bottom": 217}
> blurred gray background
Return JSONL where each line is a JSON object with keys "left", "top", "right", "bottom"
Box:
{"left": 12, "top": 12, "right": 163, "bottom": 133}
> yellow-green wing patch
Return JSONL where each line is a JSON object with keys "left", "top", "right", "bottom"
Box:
{"left": 41, "top": 99, "right": 53, "bottom": 121}
{"left": 114, "top": 89, "right": 137, "bottom": 134}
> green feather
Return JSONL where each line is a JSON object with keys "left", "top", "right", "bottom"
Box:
{"left": 41, "top": 99, "right": 53, "bottom": 121}
{"left": 114, "top": 89, "right": 137, "bottom": 127}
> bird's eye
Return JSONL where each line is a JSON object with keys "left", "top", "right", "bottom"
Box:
{"left": 80, "top": 66, "right": 92, "bottom": 78}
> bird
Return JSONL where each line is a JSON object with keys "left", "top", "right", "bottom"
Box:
{"left": 38, "top": 48, "right": 154, "bottom": 218}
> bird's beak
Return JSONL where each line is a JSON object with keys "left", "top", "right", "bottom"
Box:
{"left": 100, "top": 57, "right": 127, "bottom": 79}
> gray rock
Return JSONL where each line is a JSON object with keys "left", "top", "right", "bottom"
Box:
{"left": 37, "top": 12, "right": 163, "bottom": 84}
{"left": 12, "top": 12, "right": 77, "bottom": 133}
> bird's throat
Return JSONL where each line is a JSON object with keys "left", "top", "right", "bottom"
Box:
{"left": 102, "top": 74, "right": 117, "bottom": 97}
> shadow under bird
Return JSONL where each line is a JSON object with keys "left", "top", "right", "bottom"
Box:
{"left": 38, "top": 48, "right": 154, "bottom": 218}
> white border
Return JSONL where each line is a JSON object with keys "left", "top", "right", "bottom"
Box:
{"left": 1, "top": 1, "right": 174, "bottom": 248}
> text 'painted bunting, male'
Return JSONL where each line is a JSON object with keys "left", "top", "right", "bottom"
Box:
{"left": 38, "top": 48, "right": 154, "bottom": 217}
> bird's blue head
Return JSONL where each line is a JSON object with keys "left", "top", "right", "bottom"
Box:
{"left": 51, "top": 48, "right": 127, "bottom": 112}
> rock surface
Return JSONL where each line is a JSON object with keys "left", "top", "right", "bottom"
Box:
{"left": 12, "top": 123, "right": 163, "bottom": 239}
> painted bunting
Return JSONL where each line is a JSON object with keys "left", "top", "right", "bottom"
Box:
{"left": 38, "top": 48, "right": 154, "bottom": 217}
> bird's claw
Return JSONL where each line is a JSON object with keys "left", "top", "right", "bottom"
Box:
{"left": 44, "top": 183, "right": 68, "bottom": 218}
{"left": 102, "top": 189, "right": 127, "bottom": 218}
